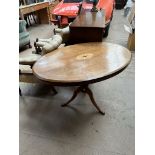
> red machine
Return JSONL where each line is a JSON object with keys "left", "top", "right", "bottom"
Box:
{"left": 52, "top": 0, "right": 115, "bottom": 37}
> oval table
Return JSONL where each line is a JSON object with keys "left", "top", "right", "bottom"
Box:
{"left": 33, "top": 42, "right": 132, "bottom": 115}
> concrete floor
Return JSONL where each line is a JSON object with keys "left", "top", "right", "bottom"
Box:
{"left": 19, "top": 10, "right": 135, "bottom": 155}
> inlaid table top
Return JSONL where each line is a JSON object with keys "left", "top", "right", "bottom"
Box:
{"left": 33, "top": 42, "right": 131, "bottom": 85}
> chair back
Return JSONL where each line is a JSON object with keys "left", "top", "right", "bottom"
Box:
{"left": 19, "top": 20, "right": 27, "bottom": 33}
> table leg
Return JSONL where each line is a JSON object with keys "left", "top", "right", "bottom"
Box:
{"left": 19, "top": 87, "right": 22, "bottom": 96}
{"left": 61, "top": 85, "right": 105, "bottom": 115}
{"left": 85, "top": 86, "right": 105, "bottom": 115}
{"left": 61, "top": 87, "right": 81, "bottom": 107}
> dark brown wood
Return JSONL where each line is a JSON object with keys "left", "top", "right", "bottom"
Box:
{"left": 69, "top": 10, "right": 105, "bottom": 44}
{"left": 71, "top": 10, "right": 105, "bottom": 28}
{"left": 85, "top": 86, "right": 105, "bottom": 115}
{"left": 51, "top": 86, "right": 58, "bottom": 95}
{"left": 33, "top": 42, "right": 131, "bottom": 115}
{"left": 19, "top": 87, "right": 22, "bottom": 96}
{"left": 61, "top": 87, "right": 81, "bottom": 107}
{"left": 37, "top": 8, "right": 49, "bottom": 24}
{"left": 33, "top": 42, "right": 131, "bottom": 85}
{"left": 61, "top": 85, "right": 105, "bottom": 115}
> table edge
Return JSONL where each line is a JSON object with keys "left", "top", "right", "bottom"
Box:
{"left": 32, "top": 53, "right": 132, "bottom": 86}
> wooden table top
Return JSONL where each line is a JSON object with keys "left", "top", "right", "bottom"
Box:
{"left": 33, "top": 42, "right": 131, "bottom": 85}
{"left": 19, "top": 2, "right": 48, "bottom": 9}
{"left": 70, "top": 10, "right": 105, "bottom": 28}
{"left": 19, "top": 2, "right": 49, "bottom": 15}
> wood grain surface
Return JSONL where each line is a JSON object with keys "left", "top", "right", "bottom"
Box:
{"left": 70, "top": 10, "right": 105, "bottom": 28}
{"left": 69, "top": 10, "right": 105, "bottom": 44}
{"left": 19, "top": 2, "right": 49, "bottom": 15}
{"left": 33, "top": 42, "right": 131, "bottom": 84}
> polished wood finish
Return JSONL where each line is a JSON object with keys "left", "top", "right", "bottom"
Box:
{"left": 70, "top": 10, "right": 105, "bottom": 28}
{"left": 61, "top": 85, "right": 105, "bottom": 115}
{"left": 33, "top": 42, "right": 131, "bottom": 114}
{"left": 69, "top": 10, "right": 105, "bottom": 44}
{"left": 33, "top": 42, "right": 131, "bottom": 84}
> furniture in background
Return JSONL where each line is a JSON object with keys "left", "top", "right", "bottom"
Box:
{"left": 19, "top": 53, "right": 41, "bottom": 96}
{"left": 124, "top": 3, "right": 135, "bottom": 51}
{"left": 124, "top": 0, "right": 134, "bottom": 17}
{"left": 34, "top": 34, "right": 63, "bottom": 55}
{"left": 19, "top": 53, "right": 41, "bottom": 68}
{"left": 19, "top": 0, "right": 39, "bottom": 6}
{"left": 24, "top": 12, "right": 37, "bottom": 27}
{"left": 54, "top": 25, "right": 70, "bottom": 44}
{"left": 48, "top": 0, "right": 59, "bottom": 24}
{"left": 127, "top": 32, "right": 135, "bottom": 51}
{"left": 19, "top": 33, "right": 64, "bottom": 95}
{"left": 115, "top": 0, "right": 127, "bottom": 9}
{"left": 19, "top": 2, "right": 50, "bottom": 24}
{"left": 33, "top": 42, "right": 131, "bottom": 115}
{"left": 69, "top": 10, "right": 105, "bottom": 44}
{"left": 19, "top": 64, "right": 57, "bottom": 96}
{"left": 19, "top": 20, "right": 32, "bottom": 49}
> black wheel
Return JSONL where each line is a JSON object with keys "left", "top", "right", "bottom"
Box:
{"left": 103, "top": 23, "right": 110, "bottom": 38}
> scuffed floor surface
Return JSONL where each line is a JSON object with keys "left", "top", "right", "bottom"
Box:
{"left": 19, "top": 9, "right": 135, "bottom": 155}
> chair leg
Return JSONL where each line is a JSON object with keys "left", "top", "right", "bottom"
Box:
{"left": 30, "top": 64, "right": 33, "bottom": 69}
{"left": 19, "top": 87, "right": 22, "bottom": 96}
{"left": 53, "top": 28, "right": 56, "bottom": 35}
{"left": 28, "top": 42, "right": 32, "bottom": 48}
{"left": 51, "top": 86, "right": 57, "bottom": 95}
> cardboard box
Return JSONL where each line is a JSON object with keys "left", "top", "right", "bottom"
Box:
{"left": 127, "top": 32, "right": 135, "bottom": 51}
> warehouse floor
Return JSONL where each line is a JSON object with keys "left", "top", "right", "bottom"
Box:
{"left": 19, "top": 9, "right": 135, "bottom": 155}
